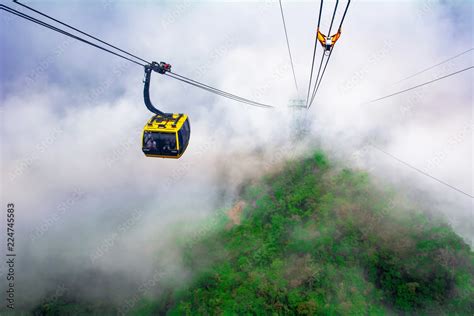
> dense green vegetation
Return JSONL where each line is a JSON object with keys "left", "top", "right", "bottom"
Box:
{"left": 31, "top": 151, "right": 473, "bottom": 315}
{"left": 159, "top": 151, "right": 473, "bottom": 315}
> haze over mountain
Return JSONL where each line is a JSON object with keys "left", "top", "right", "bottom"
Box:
{"left": 0, "top": 0, "right": 472, "bottom": 314}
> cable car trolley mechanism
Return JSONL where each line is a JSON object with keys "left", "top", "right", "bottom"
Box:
{"left": 142, "top": 62, "right": 190, "bottom": 159}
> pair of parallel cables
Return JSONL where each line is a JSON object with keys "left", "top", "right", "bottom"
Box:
{"left": 277, "top": 1, "right": 472, "bottom": 198}
{"left": 278, "top": 0, "right": 351, "bottom": 109}
{"left": 1, "top": 1, "right": 274, "bottom": 108}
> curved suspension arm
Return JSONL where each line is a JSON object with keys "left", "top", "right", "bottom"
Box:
{"left": 143, "top": 61, "right": 172, "bottom": 116}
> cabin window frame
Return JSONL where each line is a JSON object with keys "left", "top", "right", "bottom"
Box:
{"left": 142, "top": 131, "right": 179, "bottom": 156}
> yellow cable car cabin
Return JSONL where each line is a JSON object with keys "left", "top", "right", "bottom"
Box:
{"left": 142, "top": 113, "right": 190, "bottom": 158}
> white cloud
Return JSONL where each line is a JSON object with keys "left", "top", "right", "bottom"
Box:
{"left": 0, "top": 0, "right": 472, "bottom": 307}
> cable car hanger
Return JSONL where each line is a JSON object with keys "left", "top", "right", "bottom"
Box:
{"left": 143, "top": 61, "right": 172, "bottom": 116}
{"left": 306, "top": 0, "right": 351, "bottom": 109}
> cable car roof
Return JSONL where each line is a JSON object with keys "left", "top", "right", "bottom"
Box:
{"left": 145, "top": 114, "right": 188, "bottom": 132}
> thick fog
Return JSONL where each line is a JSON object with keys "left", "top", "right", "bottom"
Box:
{"left": 0, "top": 0, "right": 472, "bottom": 310}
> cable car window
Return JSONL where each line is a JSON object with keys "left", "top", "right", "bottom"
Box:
{"left": 182, "top": 120, "right": 190, "bottom": 145}
{"left": 143, "top": 131, "right": 177, "bottom": 155}
{"left": 178, "top": 130, "right": 184, "bottom": 154}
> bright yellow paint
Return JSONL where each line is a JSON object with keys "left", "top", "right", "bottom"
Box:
{"left": 141, "top": 113, "right": 189, "bottom": 159}
{"left": 144, "top": 113, "right": 188, "bottom": 132}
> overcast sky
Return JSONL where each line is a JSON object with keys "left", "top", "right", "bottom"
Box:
{"left": 0, "top": 0, "right": 472, "bottom": 309}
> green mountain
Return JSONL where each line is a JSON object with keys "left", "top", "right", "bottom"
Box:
{"left": 33, "top": 151, "right": 474, "bottom": 315}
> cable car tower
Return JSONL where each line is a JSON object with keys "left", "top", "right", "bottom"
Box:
{"left": 288, "top": 98, "right": 311, "bottom": 140}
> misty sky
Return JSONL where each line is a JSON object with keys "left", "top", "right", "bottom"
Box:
{"left": 0, "top": 0, "right": 472, "bottom": 309}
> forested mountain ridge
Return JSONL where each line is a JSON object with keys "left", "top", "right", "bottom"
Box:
{"left": 157, "top": 151, "right": 474, "bottom": 315}
{"left": 33, "top": 151, "right": 474, "bottom": 315}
